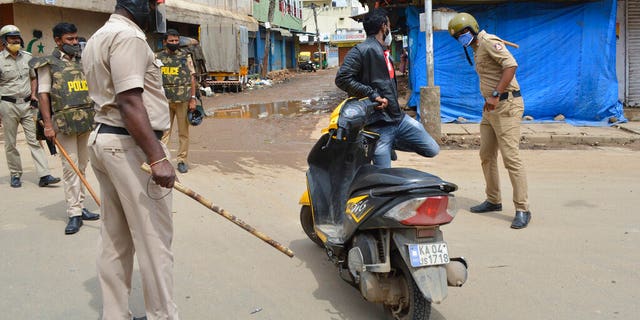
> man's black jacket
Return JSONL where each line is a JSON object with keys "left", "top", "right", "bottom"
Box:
{"left": 335, "top": 36, "right": 403, "bottom": 125}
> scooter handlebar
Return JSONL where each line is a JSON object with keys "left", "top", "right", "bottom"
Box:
{"left": 365, "top": 101, "right": 381, "bottom": 110}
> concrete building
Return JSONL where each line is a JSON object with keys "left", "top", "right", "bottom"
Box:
{"left": 300, "top": 0, "right": 366, "bottom": 67}
{"left": 0, "top": 0, "right": 257, "bottom": 78}
{"left": 251, "top": 0, "right": 304, "bottom": 73}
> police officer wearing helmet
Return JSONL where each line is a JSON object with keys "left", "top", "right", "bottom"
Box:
{"left": 31, "top": 22, "right": 100, "bottom": 235}
{"left": 82, "top": 0, "right": 178, "bottom": 319}
{"left": 0, "top": 24, "right": 60, "bottom": 188}
{"left": 448, "top": 13, "right": 532, "bottom": 229}
{"left": 156, "top": 28, "right": 197, "bottom": 174}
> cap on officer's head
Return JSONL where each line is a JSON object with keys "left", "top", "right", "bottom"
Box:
{"left": 448, "top": 13, "right": 479, "bottom": 38}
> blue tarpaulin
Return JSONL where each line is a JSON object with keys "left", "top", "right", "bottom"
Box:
{"left": 405, "top": 0, "right": 625, "bottom": 125}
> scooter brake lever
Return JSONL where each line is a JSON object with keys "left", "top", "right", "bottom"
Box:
{"left": 322, "top": 130, "right": 335, "bottom": 150}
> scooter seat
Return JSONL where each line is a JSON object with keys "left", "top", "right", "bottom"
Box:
{"left": 349, "top": 165, "right": 446, "bottom": 196}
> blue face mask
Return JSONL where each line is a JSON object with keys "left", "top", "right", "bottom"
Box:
{"left": 457, "top": 31, "right": 474, "bottom": 47}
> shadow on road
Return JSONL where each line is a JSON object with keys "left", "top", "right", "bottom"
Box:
{"left": 289, "top": 238, "right": 449, "bottom": 320}
{"left": 456, "top": 196, "right": 514, "bottom": 223}
{"left": 83, "top": 270, "right": 147, "bottom": 319}
{"left": 35, "top": 199, "right": 66, "bottom": 222}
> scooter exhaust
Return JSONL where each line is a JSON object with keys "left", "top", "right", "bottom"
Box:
{"left": 446, "top": 257, "right": 468, "bottom": 287}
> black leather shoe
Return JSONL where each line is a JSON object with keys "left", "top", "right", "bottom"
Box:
{"left": 511, "top": 211, "right": 531, "bottom": 229}
{"left": 65, "top": 216, "right": 83, "bottom": 234}
{"left": 81, "top": 208, "right": 100, "bottom": 220}
{"left": 177, "top": 162, "right": 188, "bottom": 173}
{"left": 470, "top": 201, "right": 502, "bottom": 213}
{"left": 38, "top": 175, "right": 61, "bottom": 187}
{"left": 10, "top": 176, "right": 21, "bottom": 188}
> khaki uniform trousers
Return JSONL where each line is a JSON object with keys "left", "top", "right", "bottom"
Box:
{"left": 161, "top": 101, "right": 189, "bottom": 164}
{"left": 57, "top": 132, "right": 89, "bottom": 217}
{"left": 0, "top": 100, "right": 50, "bottom": 178}
{"left": 88, "top": 131, "right": 178, "bottom": 320}
{"left": 479, "top": 96, "right": 529, "bottom": 212}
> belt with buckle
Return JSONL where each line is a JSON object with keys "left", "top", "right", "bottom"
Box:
{"left": 1, "top": 96, "right": 31, "bottom": 104}
{"left": 97, "top": 123, "right": 163, "bottom": 140}
{"left": 499, "top": 90, "right": 521, "bottom": 101}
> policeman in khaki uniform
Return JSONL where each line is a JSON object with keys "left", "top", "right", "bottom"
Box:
{"left": 448, "top": 13, "right": 532, "bottom": 229}
{"left": 31, "top": 22, "right": 100, "bottom": 235}
{"left": 82, "top": 0, "right": 178, "bottom": 319}
{"left": 0, "top": 25, "right": 60, "bottom": 188}
{"left": 156, "top": 28, "right": 197, "bottom": 174}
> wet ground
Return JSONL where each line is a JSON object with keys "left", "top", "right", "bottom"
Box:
{"left": 184, "top": 68, "right": 640, "bottom": 174}
{"left": 183, "top": 69, "right": 344, "bottom": 173}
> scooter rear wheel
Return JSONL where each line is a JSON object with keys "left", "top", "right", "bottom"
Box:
{"left": 385, "top": 252, "right": 432, "bottom": 320}
{"left": 300, "top": 205, "right": 324, "bottom": 248}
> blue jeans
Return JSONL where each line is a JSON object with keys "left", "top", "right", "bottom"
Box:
{"left": 369, "top": 114, "right": 440, "bottom": 168}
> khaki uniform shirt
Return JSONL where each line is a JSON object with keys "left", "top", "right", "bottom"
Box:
{"left": 82, "top": 14, "right": 169, "bottom": 131}
{"left": 36, "top": 49, "right": 72, "bottom": 94}
{"left": 0, "top": 49, "right": 35, "bottom": 98}
{"left": 472, "top": 30, "right": 520, "bottom": 98}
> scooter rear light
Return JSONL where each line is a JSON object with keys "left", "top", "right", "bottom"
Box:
{"left": 384, "top": 196, "right": 457, "bottom": 226}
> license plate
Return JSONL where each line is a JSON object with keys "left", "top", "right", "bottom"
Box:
{"left": 408, "top": 242, "right": 450, "bottom": 267}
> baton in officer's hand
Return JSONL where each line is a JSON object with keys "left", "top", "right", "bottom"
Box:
{"left": 141, "top": 163, "right": 294, "bottom": 258}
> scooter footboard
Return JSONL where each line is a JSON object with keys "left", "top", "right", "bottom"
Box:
{"left": 392, "top": 231, "right": 448, "bottom": 303}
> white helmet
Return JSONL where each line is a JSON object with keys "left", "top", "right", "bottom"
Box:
{"left": 0, "top": 25, "right": 23, "bottom": 44}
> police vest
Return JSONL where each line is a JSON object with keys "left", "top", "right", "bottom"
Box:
{"left": 30, "top": 50, "right": 95, "bottom": 135}
{"left": 156, "top": 50, "right": 192, "bottom": 102}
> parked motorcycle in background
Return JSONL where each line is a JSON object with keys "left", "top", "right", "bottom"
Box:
{"left": 299, "top": 98, "right": 468, "bottom": 320}
{"left": 298, "top": 51, "right": 317, "bottom": 72}
{"left": 299, "top": 60, "right": 317, "bottom": 72}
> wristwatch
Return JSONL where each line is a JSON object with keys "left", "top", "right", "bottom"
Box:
{"left": 491, "top": 90, "right": 500, "bottom": 98}
{"left": 190, "top": 95, "right": 197, "bottom": 100}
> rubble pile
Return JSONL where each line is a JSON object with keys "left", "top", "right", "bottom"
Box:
{"left": 266, "top": 69, "right": 295, "bottom": 83}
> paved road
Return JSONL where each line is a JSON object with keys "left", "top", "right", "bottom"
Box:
{"left": 1, "top": 70, "right": 639, "bottom": 319}
{"left": 1, "top": 124, "right": 639, "bottom": 319}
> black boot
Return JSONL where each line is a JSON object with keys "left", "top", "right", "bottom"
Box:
{"left": 65, "top": 216, "right": 83, "bottom": 235}
{"left": 39, "top": 175, "right": 61, "bottom": 187}
{"left": 81, "top": 208, "right": 100, "bottom": 220}
{"left": 511, "top": 211, "right": 531, "bottom": 229}
{"left": 470, "top": 200, "right": 502, "bottom": 213}
{"left": 10, "top": 176, "right": 21, "bottom": 188}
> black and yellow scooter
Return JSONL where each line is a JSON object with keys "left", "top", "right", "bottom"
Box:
{"left": 299, "top": 98, "right": 468, "bottom": 320}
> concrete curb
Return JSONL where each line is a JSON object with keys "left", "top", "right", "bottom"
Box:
{"left": 441, "top": 122, "right": 640, "bottom": 147}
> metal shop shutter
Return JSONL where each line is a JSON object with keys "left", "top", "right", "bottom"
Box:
{"left": 628, "top": 0, "right": 640, "bottom": 106}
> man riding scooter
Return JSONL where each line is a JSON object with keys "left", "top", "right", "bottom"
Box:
{"left": 335, "top": 8, "right": 439, "bottom": 168}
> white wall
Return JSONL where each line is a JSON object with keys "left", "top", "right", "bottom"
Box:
{"left": 13, "top": 3, "right": 110, "bottom": 58}
{"left": 302, "top": 5, "right": 364, "bottom": 37}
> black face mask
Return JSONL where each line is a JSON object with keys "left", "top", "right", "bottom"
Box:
{"left": 166, "top": 43, "right": 179, "bottom": 52}
{"left": 61, "top": 43, "right": 80, "bottom": 57}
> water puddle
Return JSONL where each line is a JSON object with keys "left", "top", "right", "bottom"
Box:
{"left": 208, "top": 97, "right": 338, "bottom": 119}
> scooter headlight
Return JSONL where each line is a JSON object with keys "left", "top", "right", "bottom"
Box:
{"left": 384, "top": 195, "right": 458, "bottom": 226}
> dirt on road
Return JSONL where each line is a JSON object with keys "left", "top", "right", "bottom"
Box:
{"left": 183, "top": 69, "right": 640, "bottom": 176}
{"left": 1, "top": 68, "right": 639, "bottom": 320}
{"left": 184, "top": 69, "right": 345, "bottom": 173}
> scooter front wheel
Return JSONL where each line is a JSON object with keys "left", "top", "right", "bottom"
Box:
{"left": 300, "top": 205, "right": 324, "bottom": 248}
{"left": 385, "top": 252, "right": 432, "bottom": 320}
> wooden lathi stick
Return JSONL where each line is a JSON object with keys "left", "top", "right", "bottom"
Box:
{"left": 54, "top": 138, "right": 101, "bottom": 206}
{"left": 141, "top": 163, "right": 294, "bottom": 258}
